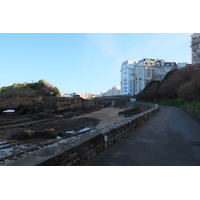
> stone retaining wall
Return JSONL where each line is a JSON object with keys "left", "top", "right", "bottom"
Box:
{"left": 125, "top": 101, "right": 155, "bottom": 112}
{"left": 5, "top": 102, "right": 159, "bottom": 166}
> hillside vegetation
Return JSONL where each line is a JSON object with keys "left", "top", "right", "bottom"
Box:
{"left": 136, "top": 63, "right": 200, "bottom": 117}
{"left": 0, "top": 79, "right": 60, "bottom": 99}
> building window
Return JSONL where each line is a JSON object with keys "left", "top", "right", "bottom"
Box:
{"left": 147, "top": 69, "right": 151, "bottom": 77}
{"left": 165, "top": 63, "right": 171, "bottom": 66}
{"left": 152, "top": 69, "right": 156, "bottom": 77}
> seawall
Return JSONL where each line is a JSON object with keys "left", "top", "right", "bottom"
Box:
{"left": 4, "top": 102, "right": 159, "bottom": 166}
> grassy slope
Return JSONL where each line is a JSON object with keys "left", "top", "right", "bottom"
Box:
{"left": 0, "top": 80, "right": 60, "bottom": 99}
{"left": 155, "top": 98, "right": 200, "bottom": 118}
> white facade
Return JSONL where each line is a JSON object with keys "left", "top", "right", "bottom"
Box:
{"left": 120, "top": 59, "right": 138, "bottom": 95}
{"left": 191, "top": 33, "right": 200, "bottom": 64}
{"left": 120, "top": 58, "right": 177, "bottom": 95}
{"left": 100, "top": 92, "right": 106, "bottom": 97}
{"left": 60, "top": 92, "right": 99, "bottom": 99}
{"left": 177, "top": 62, "right": 188, "bottom": 68}
{"left": 104, "top": 85, "right": 121, "bottom": 96}
{"left": 60, "top": 92, "right": 88, "bottom": 98}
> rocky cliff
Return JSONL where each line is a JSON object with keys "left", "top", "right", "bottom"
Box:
{"left": 0, "top": 80, "right": 100, "bottom": 116}
{"left": 0, "top": 96, "right": 100, "bottom": 116}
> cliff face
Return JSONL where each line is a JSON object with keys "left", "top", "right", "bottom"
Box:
{"left": 0, "top": 96, "right": 100, "bottom": 116}
{"left": 55, "top": 97, "right": 99, "bottom": 112}
{"left": 44, "top": 97, "right": 99, "bottom": 115}
{"left": 0, "top": 96, "right": 42, "bottom": 113}
{"left": 0, "top": 80, "right": 100, "bottom": 115}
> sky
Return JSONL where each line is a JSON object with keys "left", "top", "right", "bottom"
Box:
{"left": 0, "top": 33, "right": 192, "bottom": 94}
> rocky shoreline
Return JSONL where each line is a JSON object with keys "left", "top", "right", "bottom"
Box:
{"left": 0, "top": 112, "right": 100, "bottom": 165}
{"left": 0, "top": 95, "right": 131, "bottom": 165}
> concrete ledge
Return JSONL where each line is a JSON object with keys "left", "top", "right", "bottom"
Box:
{"left": 4, "top": 102, "right": 159, "bottom": 166}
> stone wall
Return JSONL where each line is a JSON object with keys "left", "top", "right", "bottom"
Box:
{"left": 4, "top": 102, "right": 159, "bottom": 166}
{"left": 95, "top": 95, "right": 132, "bottom": 108}
{"left": 125, "top": 101, "right": 155, "bottom": 112}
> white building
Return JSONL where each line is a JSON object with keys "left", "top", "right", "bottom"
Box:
{"left": 177, "top": 62, "right": 188, "bottom": 68}
{"left": 120, "top": 60, "right": 138, "bottom": 95}
{"left": 103, "top": 85, "right": 121, "bottom": 96}
{"left": 120, "top": 58, "right": 177, "bottom": 95}
{"left": 60, "top": 93, "right": 72, "bottom": 97}
{"left": 60, "top": 92, "right": 99, "bottom": 99}
{"left": 191, "top": 33, "right": 200, "bottom": 64}
{"left": 100, "top": 92, "right": 106, "bottom": 97}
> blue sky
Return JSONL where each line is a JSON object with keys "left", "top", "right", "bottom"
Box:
{"left": 0, "top": 33, "right": 192, "bottom": 94}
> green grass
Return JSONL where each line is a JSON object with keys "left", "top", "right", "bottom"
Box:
{"left": 154, "top": 98, "right": 200, "bottom": 118}
{"left": 181, "top": 100, "right": 200, "bottom": 117}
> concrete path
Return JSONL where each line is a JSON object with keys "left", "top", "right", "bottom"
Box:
{"left": 89, "top": 105, "right": 200, "bottom": 166}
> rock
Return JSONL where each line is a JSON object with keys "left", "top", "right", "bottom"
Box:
{"left": 118, "top": 108, "right": 141, "bottom": 117}
{"left": 44, "top": 128, "right": 57, "bottom": 138}
{"left": 19, "top": 128, "right": 57, "bottom": 139}
{"left": 63, "top": 111, "right": 75, "bottom": 118}
{"left": 21, "top": 130, "right": 36, "bottom": 138}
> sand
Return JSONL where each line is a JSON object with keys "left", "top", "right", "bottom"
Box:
{"left": 75, "top": 107, "right": 127, "bottom": 128}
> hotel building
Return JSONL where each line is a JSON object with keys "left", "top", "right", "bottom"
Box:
{"left": 191, "top": 33, "right": 200, "bottom": 64}
{"left": 120, "top": 58, "right": 177, "bottom": 95}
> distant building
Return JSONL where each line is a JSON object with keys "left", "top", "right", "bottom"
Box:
{"left": 120, "top": 58, "right": 177, "bottom": 95}
{"left": 88, "top": 94, "right": 99, "bottom": 98}
{"left": 191, "top": 33, "right": 200, "bottom": 64}
{"left": 101, "top": 85, "right": 121, "bottom": 96}
{"left": 60, "top": 93, "right": 72, "bottom": 97}
{"left": 60, "top": 92, "right": 99, "bottom": 99}
{"left": 177, "top": 62, "right": 189, "bottom": 68}
{"left": 100, "top": 92, "right": 106, "bottom": 97}
{"left": 73, "top": 92, "right": 89, "bottom": 99}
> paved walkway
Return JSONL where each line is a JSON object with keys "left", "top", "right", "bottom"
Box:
{"left": 89, "top": 105, "right": 200, "bottom": 166}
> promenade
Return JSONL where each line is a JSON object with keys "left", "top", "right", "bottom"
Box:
{"left": 89, "top": 105, "right": 200, "bottom": 166}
